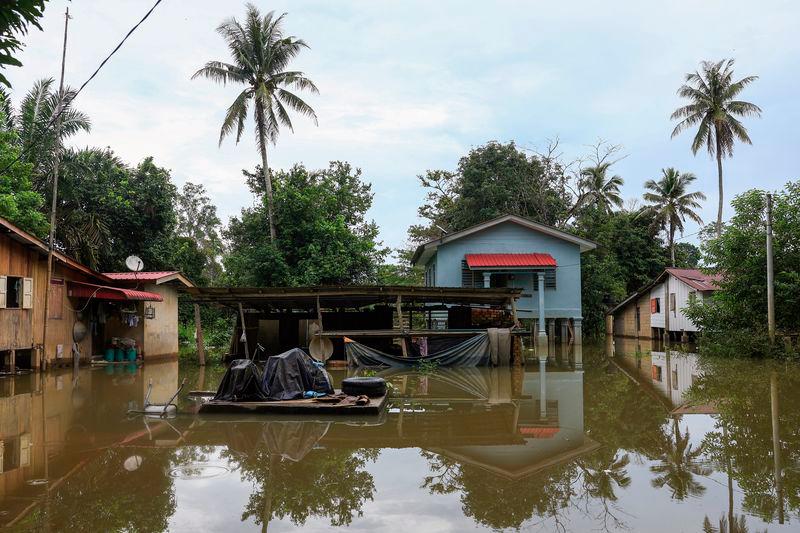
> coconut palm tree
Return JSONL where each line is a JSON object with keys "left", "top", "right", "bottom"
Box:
{"left": 642, "top": 168, "right": 706, "bottom": 266}
{"left": 573, "top": 162, "right": 624, "bottom": 215}
{"left": 193, "top": 5, "right": 318, "bottom": 242}
{"left": 650, "top": 417, "right": 711, "bottom": 500}
{"left": 670, "top": 59, "right": 761, "bottom": 236}
{"left": 14, "top": 77, "right": 90, "bottom": 188}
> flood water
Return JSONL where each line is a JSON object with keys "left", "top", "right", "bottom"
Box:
{"left": 1, "top": 339, "right": 798, "bottom": 532}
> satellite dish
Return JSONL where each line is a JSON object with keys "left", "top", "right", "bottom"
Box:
{"left": 125, "top": 255, "right": 144, "bottom": 272}
{"left": 309, "top": 336, "right": 334, "bottom": 361}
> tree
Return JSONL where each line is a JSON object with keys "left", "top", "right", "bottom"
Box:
{"left": 14, "top": 77, "right": 90, "bottom": 186}
{"left": 671, "top": 59, "right": 761, "bottom": 235}
{"left": 0, "top": 126, "right": 47, "bottom": 236}
{"left": 686, "top": 183, "right": 800, "bottom": 352}
{"left": 0, "top": 0, "right": 47, "bottom": 87}
{"left": 574, "top": 162, "right": 624, "bottom": 215}
{"left": 176, "top": 182, "right": 223, "bottom": 283}
{"left": 224, "top": 162, "right": 386, "bottom": 286}
{"left": 642, "top": 168, "right": 706, "bottom": 266}
{"left": 409, "top": 141, "right": 571, "bottom": 242}
{"left": 650, "top": 418, "right": 711, "bottom": 500}
{"left": 193, "top": 4, "right": 318, "bottom": 242}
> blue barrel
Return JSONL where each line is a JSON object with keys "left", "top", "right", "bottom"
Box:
{"left": 115, "top": 348, "right": 124, "bottom": 362}
{"left": 126, "top": 348, "right": 137, "bottom": 362}
{"left": 104, "top": 348, "right": 115, "bottom": 362}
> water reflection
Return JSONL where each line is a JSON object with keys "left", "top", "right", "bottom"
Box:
{"left": 0, "top": 345, "right": 796, "bottom": 531}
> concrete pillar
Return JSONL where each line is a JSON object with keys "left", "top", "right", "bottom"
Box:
{"left": 561, "top": 320, "right": 569, "bottom": 343}
{"left": 547, "top": 319, "right": 556, "bottom": 362}
{"left": 606, "top": 315, "right": 614, "bottom": 336}
{"left": 573, "top": 318, "right": 583, "bottom": 369}
{"left": 539, "top": 356, "right": 547, "bottom": 419}
{"left": 537, "top": 273, "right": 548, "bottom": 357}
{"left": 483, "top": 272, "right": 491, "bottom": 288}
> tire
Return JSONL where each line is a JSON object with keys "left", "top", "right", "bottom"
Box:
{"left": 342, "top": 377, "right": 387, "bottom": 397}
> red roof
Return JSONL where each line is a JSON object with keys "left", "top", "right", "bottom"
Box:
{"left": 67, "top": 281, "right": 163, "bottom": 302}
{"left": 666, "top": 268, "right": 721, "bottom": 292}
{"left": 465, "top": 253, "right": 557, "bottom": 269}
{"left": 519, "top": 427, "right": 560, "bottom": 438}
{"left": 104, "top": 271, "right": 179, "bottom": 281}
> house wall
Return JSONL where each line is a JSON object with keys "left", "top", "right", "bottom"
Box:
{"left": 142, "top": 283, "right": 179, "bottom": 359}
{"left": 649, "top": 276, "right": 701, "bottom": 333}
{"left": 1, "top": 233, "right": 93, "bottom": 366}
{"left": 432, "top": 221, "right": 583, "bottom": 318}
{"left": 612, "top": 293, "right": 653, "bottom": 338}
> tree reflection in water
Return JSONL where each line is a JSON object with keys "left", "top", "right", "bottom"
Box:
{"left": 220, "top": 421, "right": 378, "bottom": 529}
{"left": 649, "top": 416, "right": 711, "bottom": 499}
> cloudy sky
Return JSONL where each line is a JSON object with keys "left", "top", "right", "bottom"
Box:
{"left": 8, "top": 1, "right": 800, "bottom": 254}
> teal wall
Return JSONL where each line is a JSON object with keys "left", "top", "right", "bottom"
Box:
{"left": 426, "top": 221, "right": 583, "bottom": 318}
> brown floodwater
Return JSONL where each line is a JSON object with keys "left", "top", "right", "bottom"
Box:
{"left": 1, "top": 338, "right": 798, "bottom": 532}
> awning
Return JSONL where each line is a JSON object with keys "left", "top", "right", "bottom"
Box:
{"left": 67, "top": 281, "right": 163, "bottom": 302}
{"left": 465, "top": 253, "right": 557, "bottom": 269}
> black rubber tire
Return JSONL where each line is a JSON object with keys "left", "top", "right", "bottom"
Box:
{"left": 342, "top": 376, "right": 387, "bottom": 397}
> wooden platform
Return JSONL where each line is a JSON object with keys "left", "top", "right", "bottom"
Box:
{"left": 198, "top": 390, "right": 388, "bottom": 416}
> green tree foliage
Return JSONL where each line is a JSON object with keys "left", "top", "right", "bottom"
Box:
{"left": 687, "top": 183, "right": 800, "bottom": 352}
{"left": 176, "top": 181, "right": 223, "bottom": 283}
{"left": 0, "top": 0, "right": 47, "bottom": 87}
{"left": 574, "top": 162, "right": 624, "bottom": 215}
{"left": 0, "top": 126, "right": 46, "bottom": 235}
{"left": 193, "top": 4, "right": 318, "bottom": 242}
{"left": 671, "top": 59, "right": 761, "bottom": 235}
{"left": 642, "top": 168, "right": 705, "bottom": 266}
{"left": 54, "top": 148, "right": 180, "bottom": 271}
{"left": 409, "top": 141, "right": 571, "bottom": 242}
{"left": 224, "top": 162, "right": 387, "bottom": 286}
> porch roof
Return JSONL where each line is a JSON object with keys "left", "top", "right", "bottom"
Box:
{"left": 66, "top": 281, "right": 164, "bottom": 302}
{"left": 466, "top": 253, "right": 556, "bottom": 269}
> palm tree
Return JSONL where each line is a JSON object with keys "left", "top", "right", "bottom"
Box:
{"left": 642, "top": 168, "right": 706, "bottom": 266}
{"left": 14, "top": 77, "right": 90, "bottom": 188}
{"left": 193, "top": 5, "right": 318, "bottom": 242}
{"left": 650, "top": 417, "right": 711, "bottom": 500}
{"left": 670, "top": 59, "right": 761, "bottom": 236}
{"left": 573, "top": 162, "right": 624, "bottom": 215}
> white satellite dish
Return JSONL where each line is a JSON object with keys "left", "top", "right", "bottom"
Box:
{"left": 125, "top": 255, "right": 144, "bottom": 272}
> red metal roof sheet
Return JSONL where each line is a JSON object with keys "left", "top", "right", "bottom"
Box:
{"left": 666, "top": 268, "right": 721, "bottom": 292}
{"left": 104, "top": 271, "right": 179, "bottom": 281}
{"left": 66, "top": 281, "right": 163, "bottom": 302}
{"left": 465, "top": 253, "right": 557, "bottom": 268}
{"left": 519, "top": 427, "right": 560, "bottom": 438}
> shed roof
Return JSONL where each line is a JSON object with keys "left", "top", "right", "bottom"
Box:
{"left": 67, "top": 281, "right": 164, "bottom": 302}
{"left": 104, "top": 271, "right": 195, "bottom": 288}
{"left": 411, "top": 214, "right": 597, "bottom": 265}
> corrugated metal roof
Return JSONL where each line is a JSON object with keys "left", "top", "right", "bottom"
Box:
{"left": 104, "top": 271, "right": 179, "bottom": 281}
{"left": 67, "top": 281, "right": 163, "bottom": 302}
{"left": 465, "top": 253, "right": 557, "bottom": 268}
{"left": 666, "top": 268, "right": 721, "bottom": 292}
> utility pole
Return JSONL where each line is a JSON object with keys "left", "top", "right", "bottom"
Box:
{"left": 41, "top": 7, "right": 71, "bottom": 371}
{"left": 766, "top": 193, "right": 775, "bottom": 343}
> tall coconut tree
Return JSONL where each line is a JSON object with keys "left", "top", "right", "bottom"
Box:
{"left": 670, "top": 59, "right": 761, "bottom": 236}
{"left": 572, "top": 162, "right": 624, "bottom": 216}
{"left": 643, "top": 168, "right": 705, "bottom": 267}
{"left": 193, "top": 4, "right": 318, "bottom": 242}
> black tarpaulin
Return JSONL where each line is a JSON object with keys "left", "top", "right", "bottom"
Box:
{"left": 213, "top": 359, "right": 268, "bottom": 402}
{"left": 345, "top": 333, "right": 491, "bottom": 368}
{"left": 262, "top": 348, "right": 334, "bottom": 401}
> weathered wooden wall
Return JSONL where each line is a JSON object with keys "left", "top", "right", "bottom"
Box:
{"left": 612, "top": 293, "right": 652, "bottom": 338}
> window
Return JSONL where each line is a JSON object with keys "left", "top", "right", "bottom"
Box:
{"left": 670, "top": 292, "right": 676, "bottom": 317}
{"left": 652, "top": 365, "right": 663, "bottom": 382}
{"left": 650, "top": 298, "right": 660, "bottom": 313}
{"left": 461, "top": 261, "right": 481, "bottom": 288}
{"left": 533, "top": 269, "right": 557, "bottom": 290}
{"left": 0, "top": 276, "right": 32, "bottom": 310}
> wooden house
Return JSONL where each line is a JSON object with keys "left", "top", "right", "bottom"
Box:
{"left": 0, "top": 216, "right": 185, "bottom": 370}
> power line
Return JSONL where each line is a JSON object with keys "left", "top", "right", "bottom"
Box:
{"left": 0, "top": 0, "right": 165, "bottom": 176}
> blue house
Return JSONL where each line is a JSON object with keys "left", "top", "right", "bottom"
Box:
{"left": 411, "top": 214, "right": 597, "bottom": 349}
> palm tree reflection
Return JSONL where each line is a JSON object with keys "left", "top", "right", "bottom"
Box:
{"left": 650, "top": 417, "right": 710, "bottom": 499}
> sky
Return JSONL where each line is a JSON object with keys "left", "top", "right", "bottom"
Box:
{"left": 7, "top": 0, "right": 800, "bottom": 256}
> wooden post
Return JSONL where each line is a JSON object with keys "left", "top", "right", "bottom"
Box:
{"left": 238, "top": 302, "right": 250, "bottom": 359}
{"left": 194, "top": 303, "right": 205, "bottom": 366}
{"left": 766, "top": 193, "right": 776, "bottom": 343}
{"left": 396, "top": 295, "right": 408, "bottom": 357}
{"left": 316, "top": 295, "right": 323, "bottom": 333}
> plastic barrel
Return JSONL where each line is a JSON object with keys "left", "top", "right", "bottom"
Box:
{"left": 115, "top": 348, "right": 124, "bottom": 362}
{"left": 104, "top": 348, "right": 115, "bottom": 362}
{"left": 126, "top": 348, "right": 137, "bottom": 362}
